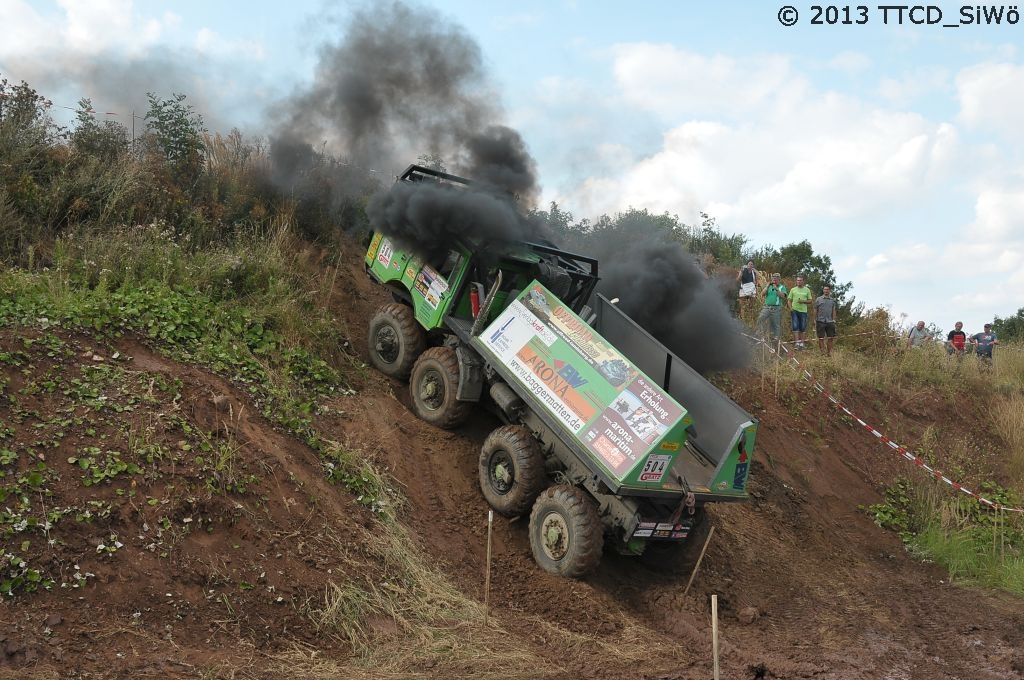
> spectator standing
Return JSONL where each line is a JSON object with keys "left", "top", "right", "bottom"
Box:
{"left": 737, "top": 260, "right": 758, "bottom": 304}
{"left": 946, "top": 321, "right": 967, "bottom": 356}
{"left": 906, "top": 320, "right": 931, "bottom": 348}
{"left": 971, "top": 323, "right": 998, "bottom": 364}
{"left": 813, "top": 285, "right": 838, "bottom": 356}
{"left": 787, "top": 275, "right": 813, "bottom": 349}
{"left": 756, "top": 273, "right": 788, "bottom": 346}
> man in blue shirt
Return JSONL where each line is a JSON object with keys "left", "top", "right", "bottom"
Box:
{"left": 970, "top": 323, "right": 998, "bottom": 364}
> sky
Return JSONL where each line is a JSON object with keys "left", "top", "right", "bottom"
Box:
{"left": 4, "top": 0, "right": 1024, "bottom": 334}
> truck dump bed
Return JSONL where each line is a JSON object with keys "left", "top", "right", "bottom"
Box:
{"left": 591, "top": 295, "right": 757, "bottom": 500}
{"left": 472, "top": 282, "right": 756, "bottom": 502}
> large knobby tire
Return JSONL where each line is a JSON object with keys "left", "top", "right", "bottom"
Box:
{"left": 479, "top": 425, "right": 547, "bottom": 517}
{"left": 367, "top": 302, "right": 426, "bottom": 380}
{"left": 529, "top": 485, "right": 603, "bottom": 578}
{"left": 409, "top": 346, "right": 472, "bottom": 429}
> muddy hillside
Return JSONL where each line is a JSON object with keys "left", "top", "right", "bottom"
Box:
{"left": 1, "top": 242, "right": 1022, "bottom": 680}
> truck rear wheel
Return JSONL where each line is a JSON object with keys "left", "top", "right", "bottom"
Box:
{"left": 368, "top": 303, "right": 426, "bottom": 380}
{"left": 479, "top": 425, "right": 546, "bottom": 517}
{"left": 410, "top": 346, "right": 471, "bottom": 429}
{"left": 529, "top": 485, "right": 603, "bottom": 578}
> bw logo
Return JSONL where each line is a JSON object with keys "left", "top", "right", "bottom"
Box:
{"left": 554, "top": 359, "right": 587, "bottom": 388}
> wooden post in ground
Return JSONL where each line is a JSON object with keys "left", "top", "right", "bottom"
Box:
{"left": 760, "top": 339, "right": 767, "bottom": 391}
{"left": 774, "top": 337, "right": 782, "bottom": 396}
{"left": 711, "top": 594, "right": 720, "bottom": 680}
{"left": 684, "top": 525, "right": 716, "bottom": 597}
{"left": 484, "top": 509, "right": 493, "bottom": 627}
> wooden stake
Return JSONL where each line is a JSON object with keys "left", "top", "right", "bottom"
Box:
{"left": 760, "top": 339, "right": 766, "bottom": 391}
{"left": 774, "top": 337, "right": 782, "bottom": 396}
{"left": 711, "top": 594, "right": 721, "bottom": 680}
{"left": 684, "top": 525, "right": 716, "bottom": 597}
{"left": 484, "top": 509, "right": 493, "bottom": 627}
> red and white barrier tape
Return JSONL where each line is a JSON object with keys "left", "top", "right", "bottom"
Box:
{"left": 748, "top": 334, "right": 1024, "bottom": 514}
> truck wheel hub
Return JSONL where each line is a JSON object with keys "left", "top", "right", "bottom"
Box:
{"left": 374, "top": 326, "right": 399, "bottom": 363}
{"left": 540, "top": 512, "right": 570, "bottom": 561}
{"left": 489, "top": 452, "right": 514, "bottom": 493}
{"left": 420, "top": 372, "right": 444, "bottom": 409}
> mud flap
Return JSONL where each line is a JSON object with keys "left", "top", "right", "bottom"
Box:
{"left": 455, "top": 345, "right": 484, "bottom": 402}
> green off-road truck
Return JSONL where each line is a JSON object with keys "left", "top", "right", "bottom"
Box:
{"left": 365, "top": 165, "right": 757, "bottom": 577}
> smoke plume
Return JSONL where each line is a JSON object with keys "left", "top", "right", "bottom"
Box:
{"left": 367, "top": 181, "right": 545, "bottom": 264}
{"left": 580, "top": 217, "right": 750, "bottom": 374}
{"left": 268, "top": 0, "right": 541, "bottom": 251}
{"left": 274, "top": 1, "right": 746, "bottom": 372}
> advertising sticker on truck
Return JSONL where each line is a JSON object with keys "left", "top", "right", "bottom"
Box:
{"left": 414, "top": 265, "right": 448, "bottom": 310}
{"left": 377, "top": 238, "right": 394, "bottom": 267}
{"left": 509, "top": 344, "right": 597, "bottom": 432}
{"left": 582, "top": 375, "right": 684, "bottom": 477}
{"left": 476, "top": 281, "right": 693, "bottom": 485}
{"left": 523, "top": 285, "right": 639, "bottom": 388}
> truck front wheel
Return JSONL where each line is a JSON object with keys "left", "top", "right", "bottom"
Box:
{"left": 410, "top": 346, "right": 471, "bottom": 429}
{"left": 479, "top": 425, "right": 546, "bottom": 517}
{"left": 529, "top": 485, "right": 603, "bottom": 578}
{"left": 368, "top": 303, "right": 426, "bottom": 380}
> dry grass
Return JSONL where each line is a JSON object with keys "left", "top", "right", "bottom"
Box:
{"left": 991, "top": 393, "right": 1024, "bottom": 486}
{"left": 281, "top": 454, "right": 562, "bottom": 679}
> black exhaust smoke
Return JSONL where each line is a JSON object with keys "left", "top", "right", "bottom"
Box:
{"left": 577, "top": 214, "right": 751, "bottom": 374}
{"left": 273, "top": 0, "right": 747, "bottom": 373}
{"left": 269, "top": 0, "right": 539, "bottom": 253}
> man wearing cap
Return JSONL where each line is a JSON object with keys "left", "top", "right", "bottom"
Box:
{"left": 756, "top": 273, "right": 787, "bottom": 346}
{"left": 971, "top": 323, "right": 998, "bottom": 364}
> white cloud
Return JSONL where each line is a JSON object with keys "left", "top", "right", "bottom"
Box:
{"left": 1, "top": 0, "right": 180, "bottom": 65}
{"left": 966, "top": 189, "right": 1024, "bottom": 241}
{"left": 858, "top": 243, "right": 936, "bottom": 284}
{"left": 956, "top": 62, "right": 1024, "bottom": 137}
{"left": 610, "top": 43, "right": 800, "bottom": 120}
{"left": 57, "top": 0, "right": 176, "bottom": 55}
{"left": 877, "top": 67, "right": 949, "bottom": 106}
{"left": 557, "top": 63, "right": 960, "bottom": 232}
{"left": 0, "top": 1, "right": 51, "bottom": 57}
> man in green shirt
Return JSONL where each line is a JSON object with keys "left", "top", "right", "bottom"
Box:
{"left": 756, "top": 273, "right": 788, "bottom": 346}
{"left": 787, "top": 275, "right": 813, "bottom": 350}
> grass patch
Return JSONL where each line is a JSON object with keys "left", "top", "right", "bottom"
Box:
{"left": 864, "top": 479, "right": 1024, "bottom": 595}
{"left": 0, "top": 223, "right": 351, "bottom": 441}
{"left": 303, "top": 522, "right": 558, "bottom": 678}
{"left": 992, "top": 393, "right": 1024, "bottom": 486}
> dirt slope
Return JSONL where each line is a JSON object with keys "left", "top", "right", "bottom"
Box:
{"left": 2, "top": 248, "right": 1022, "bottom": 679}
{"left": 335, "top": 255, "right": 1024, "bottom": 680}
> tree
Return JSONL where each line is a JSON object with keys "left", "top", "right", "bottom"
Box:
{"left": 143, "top": 92, "right": 206, "bottom": 179}
{"left": 71, "top": 98, "right": 129, "bottom": 162}
{"left": 993, "top": 308, "right": 1024, "bottom": 342}
{"left": 685, "top": 212, "right": 747, "bottom": 265}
